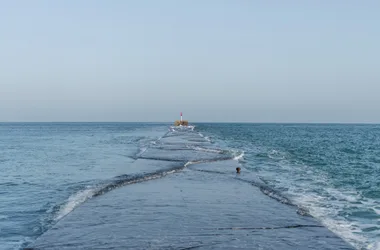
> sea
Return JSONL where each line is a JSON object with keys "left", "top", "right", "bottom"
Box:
{"left": 0, "top": 123, "right": 379, "bottom": 250}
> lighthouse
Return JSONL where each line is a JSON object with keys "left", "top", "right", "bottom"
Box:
{"left": 174, "top": 112, "right": 188, "bottom": 126}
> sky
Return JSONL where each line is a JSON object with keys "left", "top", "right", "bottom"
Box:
{"left": 1, "top": 0, "right": 379, "bottom": 123}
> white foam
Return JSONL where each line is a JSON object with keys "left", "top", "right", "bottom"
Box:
{"left": 373, "top": 207, "right": 380, "bottom": 215}
{"left": 184, "top": 161, "right": 194, "bottom": 167}
{"left": 318, "top": 216, "right": 368, "bottom": 250}
{"left": 325, "top": 188, "right": 360, "bottom": 203}
{"left": 55, "top": 187, "right": 96, "bottom": 221}
{"left": 137, "top": 146, "right": 148, "bottom": 157}
{"left": 233, "top": 151, "right": 244, "bottom": 161}
{"left": 367, "top": 241, "right": 380, "bottom": 250}
{"left": 170, "top": 125, "right": 195, "bottom": 131}
{"left": 55, "top": 167, "right": 184, "bottom": 222}
{"left": 257, "top": 153, "right": 380, "bottom": 249}
{"left": 293, "top": 191, "right": 375, "bottom": 250}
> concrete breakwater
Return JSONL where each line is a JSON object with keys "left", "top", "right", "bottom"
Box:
{"left": 27, "top": 127, "right": 353, "bottom": 249}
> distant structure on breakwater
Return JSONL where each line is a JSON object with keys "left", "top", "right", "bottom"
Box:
{"left": 174, "top": 112, "right": 189, "bottom": 126}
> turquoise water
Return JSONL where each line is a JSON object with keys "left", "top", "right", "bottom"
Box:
{"left": 197, "top": 123, "right": 380, "bottom": 249}
{"left": 0, "top": 123, "right": 379, "bottom": 249}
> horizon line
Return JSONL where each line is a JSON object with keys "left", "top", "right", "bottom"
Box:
{"left": 1, "top": 121, "right": 380, "bottom": 125}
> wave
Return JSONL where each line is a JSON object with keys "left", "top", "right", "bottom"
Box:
{"left": 198, "top": 132, "right": 211, "bottom": 142}
{"left": 293, "top": 189, "right": 380, "bottom": 250}
{"left": 310, "top": 211, "right": 368, "bottom": 250}
{"left": 189, "top": 145, "right": 244, "bottom": 162}
{"left": 54, "top": 166, "right": 185, "bottom": 222}
{"left": 373, "top": 207, "right": 380, "bottom": 216}
{"left": 135, "top": 146, "right": 148, "bottom": 158}
{"left": 55, "top": 156, "right": 230, "bottom": 222}
{"left": 134, "top": 135, "right": 166, "bottom": 158}
{"left": 93, "top": 167, "right": 184, "bottom": 197}
{"left": 233, "top": 151, "right": 244, "bottom": 161}
{"left": 55, "top": 188, "right": 96, "bottom": 221}
{"left": 256, "top": 157, "right": 380, "bottom": 250}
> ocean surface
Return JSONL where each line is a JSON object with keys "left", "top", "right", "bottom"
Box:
{"left": 0, "top": 123, "right": 379, "bottom": 249}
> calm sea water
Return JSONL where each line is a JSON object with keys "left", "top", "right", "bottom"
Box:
{"left": 0, "top": 123, "right": 379, "bottom": 249}
{"left": 0, "top": 123, "right": 168, "bottom": 249}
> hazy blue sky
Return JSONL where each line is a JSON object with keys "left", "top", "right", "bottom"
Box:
{"left": 1, "top": 1, "right": 379, "bottom": 122}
